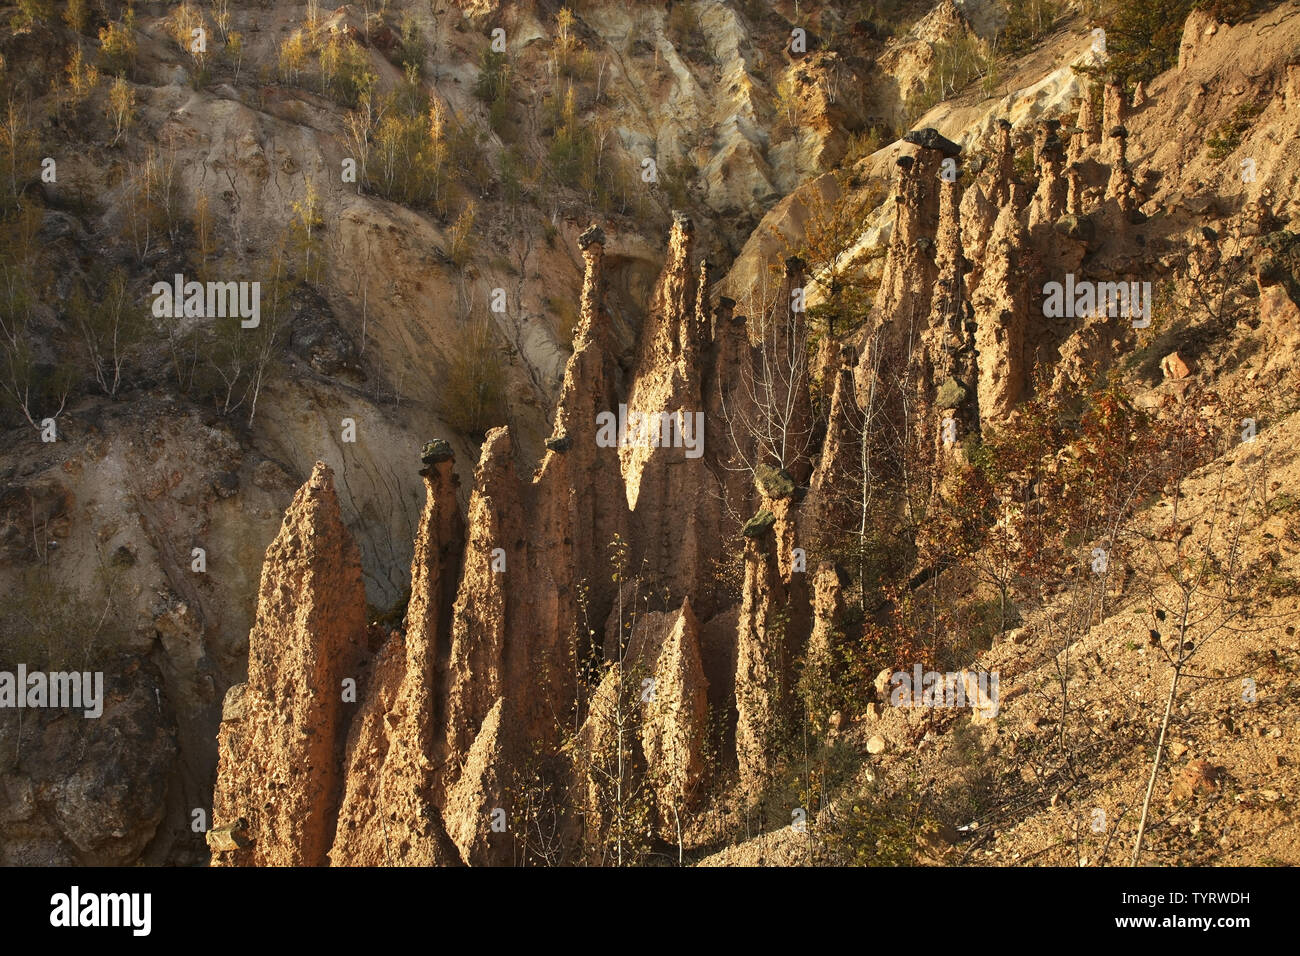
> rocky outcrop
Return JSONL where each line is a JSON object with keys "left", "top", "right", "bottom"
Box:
{"left": 927, "top": 175, "right": 979, "bottom": 453}
{"left": 972, "top": 184, "right": 1032, "bottom": 424}
{"left": 773, "top": 255, "right": 818, "bottom": 485}
{"left": 202, "top": 79, "right": 1183, "bottom": 862}
{"left": 435, "top": 223, "right": 633, "bottom": 859}
{"left": 1255, "top": 231, "right": 1300, "bottom": 377}
{"left": 1178, "top": 9, "right": 1222, "bottom": 72}
{"left": 1067, "top": 163, "right": 1086, "bottom": 215}
{"left": 990, "top": 119, "right": 1016, "bottom": 207}
{"left": 1029, "top": 122, "right": 1068, "bottom": 232}
{"left": 621, "top": 214, "right": 722, "bottom": 614}
{"left": 210, "top": 462, "right": 367, "bottom": 866}
{"left": 803, "top": 562, "right": 847, "bottom": 731}
{"left": 807, "top": 345, "right": 862, "bottom": 544}
{"left": 442, "top": 696, "right": 513, "bottom": 865}
{"left": 6, "top": 0, "right": 1299, "bottom": 874}
{"left": 734, "top": 494, "right": 807, "bottom": 791}
{"left": 855, "top": 129, "right": 967, "bottom": 486}
{"left": 328, "top": 452, "right": 463, "bottom": 865}
{"left": 1072, "top": 87, "right": 1101, "bottom": 162}
{"left": 573, "top": 596, "right": 710, "bottom": 847}
{"left": 960, "top": 161, "right": 1000, "bottom": 288}
{"left": 441, "top": 430, "right": 521, "bottom": 776}
{"left": 871, "top": 135, "right": 948, "bottom": 355}
{"left": 1103, "top": 80, "right": 1128, "bottom": 152}
{"left": 705, "top": 296, "right": 758, "bottom": 529}
{"left": 639, "top": 599, "right": 709, "bottom": 831}
{"left": 531, "top": 224, "right": 628, "bottom": 669}
{"left": 1105, "top": 126, "right": 1138, "bottom": 216}
{"left": 0, "top": 662, "right": 177, "bottom": 866}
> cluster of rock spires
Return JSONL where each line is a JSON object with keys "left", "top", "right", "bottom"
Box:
{"left": 210, "top": 87, "right": 1258, "bottom": 862}
{"left": 210, "top": 201, "right": 848, "bottom": 862}
{"left": 862, "top": 80, "right": 1169, "bottom": 480}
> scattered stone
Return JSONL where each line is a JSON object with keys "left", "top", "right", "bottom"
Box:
{"left": 212, "top": 471, "right": 240, "bottom": 499}
{"left": 935, "top": 377, "right": 969, "bottom": 410}
{"left": 916, "top": 821, "right": 959, "bottom": 862}
{"left": 251, "top": 458, "right": 295, "bottom": 493}
{"left": 754, "top": 464, "right": 796, "bottom": 500}
{"left": 866, "top": 735, "right": 888, "bottom": 755}
{"left": 420, "top": 439, "right": 454, "bottom": 465}
{"left": 221, "top": 683, "right": 247, "bottom": 723}
{"left": 206, "top": 819, "right": 251, "bottom": 852}
{"left": 1055, "top": 214, "right": 1095, "bottom": 242}
{"left": 1171, "top": 759, "right": 1220, "bottom": 801}
{"left": 741, "top": 510, "right": 776, "bottom": 538}
{"left": 1160, "top": 351, "right": 1194, "bottom": 381}
{"left": 904, "top": 127, "right": 962, "bottom": 157}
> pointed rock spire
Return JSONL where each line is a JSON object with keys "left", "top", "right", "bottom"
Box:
{"left": 210, "top": 462, "right": 366, "bottom": 867}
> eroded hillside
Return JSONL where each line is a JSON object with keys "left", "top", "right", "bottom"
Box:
{"left": 1, "top": 0, "right": 1297, "bottom": 866}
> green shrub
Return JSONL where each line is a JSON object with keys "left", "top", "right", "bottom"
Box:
{"left": 474, "top": 48, "right": 510, "bottom": 104}
{"left": 12, "top": 0, "right": 52, "bottom": 29}
{"left": 319, "top": 32, "right": 377, "bottom": 107}
{"left": 550, "top": 7, "right": 595, "bottom": 80}
{"left": 903, "top": 34, "right": 991, "bottom": 127}
{"left": 440, "top": 318, "right": 508, "bottom": 440}
{"left": 999, "top": 0, "right": 1057, "bottom": 57}
{"left": 548, "top": 87, "right": 592, "bottom": 187}
{"left": 1082, "top": 0, "right": 1262, "bottom": 85}
{"left": 1205, "top": 98, "right": 1266, "bottom": 160}
{"left": 98, "top": 9, "right": 138, "bottom": 76}
{"left": 821, "top": 779, "right": 932, "bottom": 865}
{"left": 398, "top": 12, "right": 426, "bottom": 74}
{"left": 369, "top": 105, "right": 453, "bottom": 212}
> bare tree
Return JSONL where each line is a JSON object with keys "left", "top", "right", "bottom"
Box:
{"left": 72, "top": 268, "right": 148, "bottom": 397}
{"left": 1130, "top": 446, "right": 1260, "bottom": 864}
{"left": 722, "top": 265, "right": 818, "bottom": 478}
